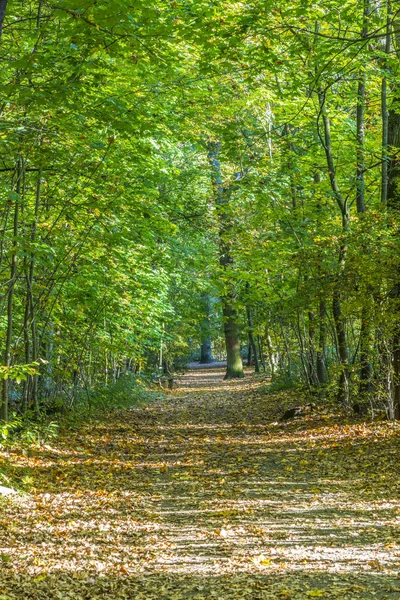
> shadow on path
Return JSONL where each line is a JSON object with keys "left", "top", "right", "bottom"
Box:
{"left": 2, "top": 366, "right": 400, "bottom": 599}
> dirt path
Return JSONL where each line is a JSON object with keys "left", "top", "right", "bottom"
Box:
{"left": 2, "top": 367, "right": 400, "bottom": 599}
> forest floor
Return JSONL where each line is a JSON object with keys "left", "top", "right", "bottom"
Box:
{"left": 2, "top": 367, "right": 400, "bottom": 599}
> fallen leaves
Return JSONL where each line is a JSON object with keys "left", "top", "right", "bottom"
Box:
{"left": 252, "top": 553, "right": 272, "bottom": 567}
{"left": 1, "top": 367, "right": 400, "bottom": 599}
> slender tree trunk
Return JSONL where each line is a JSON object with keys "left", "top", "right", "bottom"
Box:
{"left": 308, "top": 309, "right": 318, "bottom": 385}
{"left": 316, "top": 299, "right": 327, "bottom": 384}
{"left": 387, "top": 8, "right": 400, "bottom": 417}
{"left": 208, "top": 141, "right": 244, "bottom": 379}
{"left": 318, "top": 88, "right": 350, "bottom": 407}
{"left": 356, "top": 70, "right": 366, "bottom": 214}
{"left": 280, "top": 321, "right": 292, "bottom": 378}
{"left": 247, "top": 341, "right": 252, "bottom": 367}
{"left": 381, "top": 1, "right": 391, "bottom": 204}
{"left": 1, "top": 159, "right": 21, "bottom": 421}
{"left": 200, "top": 337, "right": 213, "bottom": 364}
{"left": 246, "top": 305, "right": 260, "bottom": 373}
{"left": 265, "top": 328, "right": 275, "bottom": 377}
{"left": 297, "top": 311, "right": 311, "bottom": 390}
{"left": 332, "top": 288, "right": 350, "bottom": 406}
{"left": 356, "top": 0, "right": 369, "bottom": 214}
{"left": 30, "top": 171, "right": 42, "bottom": 412}
{"left": 200, "top": 295, "right": 214, "bottom": 363}
{"left": 356, "top": 1, "right": 373, "bottom": 394}
{"left": 359, "top": 314, "right": 372, "bottom": 393}
{"left": 22, "top": 285, "right": 31, "bottom": 412}
{"left": 0, "top": 0, "right": 8, "bottom": 40}
{"left": 257, "top": 335, "right": 266, "bottom": 372}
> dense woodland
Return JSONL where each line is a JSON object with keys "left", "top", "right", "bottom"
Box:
{"left": 1, "top": 0, "right": 400, "bottom": 421}
{"left": 4, "top": 3, "right": 400, "bottom": 598}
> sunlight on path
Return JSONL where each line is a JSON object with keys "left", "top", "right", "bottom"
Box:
{"left": 2, "top": 366, "right": 400, "bottom": 599}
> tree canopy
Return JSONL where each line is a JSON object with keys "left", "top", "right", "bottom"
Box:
{"left": 1, "top": 0, "right": 400, "bottom": 419}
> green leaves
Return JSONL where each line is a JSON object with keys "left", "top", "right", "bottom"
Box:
{"left": 0, "top": 364, "right": 40, "bottom": 385}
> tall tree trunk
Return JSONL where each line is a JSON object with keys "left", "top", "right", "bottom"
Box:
{"left": 223, "top": 301, "right": 244, "bottom": 378}
{"left": 381, "top": 0, "right": 391, "bottom": 204}
{"left": 200, "top": 337, "right": 213, "bottom": 364}
{"left": 246, "top": 304, "right": 260, "bottom": 373}
{"left": 1, "top": 159, "right": 21, "bottom": 421}
{"left": 356, "top": 0, "right": 369, "bottom": 214}
{"left": 297, "top": 310, "right": 311, "bottom": 390}
{"left": 27, "top": 170, "right": 41, "bottom": 412}
{"left": 332, "top": 288, "right": 350, "bottom": 405}
{"left": 247, "top": 341, "right": 252, "bottom": 367}
{"left": 0, "top": 0, "right": 8, "bottom": 40}
{"left": 208, "top": 141, "right": 244, "bottom": 379}
{"left": 257, "top": 335, "right": 266, "bottom": 372}
{"left": 199, "top": 294, "right": 214, "bottom": 363}
{"left": 318, "top": 88, "right": 350, "bottom": 407}
{"left": 308, "top": 309, "right": 318, "bottom": 385}
{"left": 359, "top": 314, "right": 372, "bottom": 393}
{"left": 386, "top": 9, "right": 400, "bottom": 417}
{"left": 356, "top": 0, "right": 372, "bottom": 394}
{"left": 264, "top": 328, "right": 275, "bottom": 377}
{"left": 316, "top": 299, "right": 327, "bottom": 384}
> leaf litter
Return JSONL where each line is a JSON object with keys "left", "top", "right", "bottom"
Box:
{"left": 1, "top": 366, "right": 400, "bottom": 598}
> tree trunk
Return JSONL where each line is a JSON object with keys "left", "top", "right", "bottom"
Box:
{"left": 223, "top": 302, "right": 244, "bottom": 379}
{"left": 359, "top": 312, "right": 372, "bottom": 393}
{"left": 1, "top": 159, "right": 21, "bottom": 421}
{"left": 356, "top": 0, "right": 369, "bottom": 214}
{"left": 381, "top": 1, "right": 391, "bottom": 204}
{"left": 318, "top": 87, "right": 350, "bottom": 407}
{"left": 208, "top": 141, "right": 244, "bottom": 380}
{"left": 247, "top": 341, "right": 252, "bottom": 367}
{"left": 258, "top": 335, "right": 267, "bottom": 372}
{"left": 333, "top": 289, "right": 350, "bottom": 406}
{"left": 387, "top": 9, "right": 400, "bottom": 417}
{"left": 199, "top": 295, "right": 214, "bottom": 363}
{"left": 316, "top": 299, "right": 327, "bottom": 384}
{"left": 0, "top": 0, "right": 8, "bottom": 40}
{"left": 308, "top": 309, "right": 318, "bottom": 385}
{"left": 264, "top": 328, "right": 275, "bottom": 377}
{"left": 200, "top": 337, "right": 214, "bottom": 364}
{"left": 246, "top": 305, "right": 260, "bottom": 373}
{"left": 356, "top": 2, "right": 373, "bottom": 394}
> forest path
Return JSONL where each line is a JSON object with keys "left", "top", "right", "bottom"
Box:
{"left": 2, "top": 367, "right": 400, "bottom": 599}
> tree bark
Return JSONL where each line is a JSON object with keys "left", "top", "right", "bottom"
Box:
{"left": 381, "top": 1, "right": 391, "bottom": 204}
{"left": 208, "top": 141, "right": 244, "bottom": 379}
{"left": 1, "top": 159, "right": 21, "bottom": 421}
{"left": 308, "top": 309, "right": 318, "bottom": 385}
{"left": 0, "top": 0, "right": 8, "bottom": 40}
{"left": 200, "top": 337, "right": 214, "bottom": 364}
{"left": 356, "top": 1, "right": 373, "bottom": 394}
{"left": 356, "top": 0, "right": 369, "bottom": 214}
{"left": 333, "top": 288, "right": 350, "bottom": 406}
{"left": 387, "top": 9, "right": 400, "bottom": 417}
{"left": 199, "top": 295, "right": 214, "bottom": 363}
{"left": 223, "top": 301, "right": 244, "bottom": 378}
{"left": 318, "top": 88, "right": 350, "bottom": 407}
{"left": 316, "top": 299, "right": 327, "bottom": 384}
{"left": 359, "top": 313, "right": 372, "bottom": 393}
{"left": 246, "top": 305, "right": 260, "bottom": 373}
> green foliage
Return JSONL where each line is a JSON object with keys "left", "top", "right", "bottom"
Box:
{"left": 0, "top": 416, "right": 58, "bottom": 447}
{"left": 0, "top": 364, "right": 39, "bottom": 384}
{"left": 0, "top": 0, "right": 399, "bottom": 417}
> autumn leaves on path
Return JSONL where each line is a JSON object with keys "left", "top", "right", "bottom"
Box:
{"left": 2, "top": 368, "right": 400, "bottom": 599}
